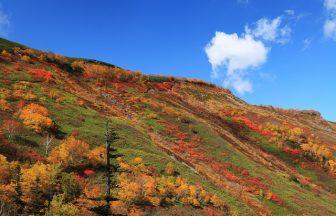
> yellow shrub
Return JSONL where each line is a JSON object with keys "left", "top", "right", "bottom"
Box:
{"left": 48, "top": 136, "right": 90, "bottom": 167}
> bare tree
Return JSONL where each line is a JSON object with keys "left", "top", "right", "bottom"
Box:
{"left": 1, "top": 119, "right": 21, "bottom": 140}
{"left": 44, "top": 133, "right": 54, "bottom": 156}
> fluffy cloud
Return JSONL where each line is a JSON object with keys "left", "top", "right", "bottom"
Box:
{"left": 324, "top": 0, "right": 336, "bottom": 40}
{"left": 324, "top": 19, "right": 336, "bottom": 39}
{"left": 325, "top": 0, "right": 336, "bottom": 12}
{"left": 205, "top": 14, "right": 294, "bottom": 94}
{"left": 245, "top": 17, "right": 291, "bottom": 44}
{"left": 223, "top": 73, "right": 253, "bottom": 94}
{"left": 205, "top": 32, "right": 268, "bottom": 94}
{"left": 0, "top": 6, "right": 9, "bottom": 36}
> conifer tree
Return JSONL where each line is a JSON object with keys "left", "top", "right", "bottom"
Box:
{"left": 13, "top": 165, "right": 24, "bottom": 215}
{"left": 105, "top": 120, "right": 119, "bottom": 208}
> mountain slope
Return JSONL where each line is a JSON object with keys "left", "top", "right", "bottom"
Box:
{"left": 0, "top": 38, "right": 336, "bottom": 215}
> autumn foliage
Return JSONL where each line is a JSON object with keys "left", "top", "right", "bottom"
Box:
{"left": 29, "top": 68, "right": 53, "bottom": 82}
{"left": 19, "top": 103, "right": 54, "bottom": 133}
{"left": 48, "top": 136, "right": 90, "bottom": 168}
{"left": 117, "top": 157, "right": 226, "bottom": 210}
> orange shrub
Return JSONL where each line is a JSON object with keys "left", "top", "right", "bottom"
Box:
{"left": 19, "top": 103, "right": 54, "bottom": 133}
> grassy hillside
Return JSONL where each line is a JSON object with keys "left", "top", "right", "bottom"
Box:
{"left": 0, "top": 38, "right": 336, "bottom": 215}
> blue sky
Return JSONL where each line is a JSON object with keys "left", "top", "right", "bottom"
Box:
{"left": 0, "top": 0, "right": 335, "bottom": 121}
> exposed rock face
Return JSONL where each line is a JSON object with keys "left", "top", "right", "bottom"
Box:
{"left": 297, "top": 110, "right": 321, "bottom": 118}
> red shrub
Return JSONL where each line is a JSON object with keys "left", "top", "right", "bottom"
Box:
{"left": 84, "top": 71, "right": 99, "bottom": 79}
{"left": 299, "top": 177, "right": 310, "bottom": 186}
{"left": 283, "top": 147, "right": 300, "bottom": 156}
{"left": 14, "top": 63, "right": 22, "bottom": 71}
{"left": 19, "top": 150, "right": 45, "bottom": 162}
{"left": 241, "top": 169, "right": 250, "bottom": 177}
{"left": 172, "top": 145, "right": 186, "bottom": 153}
{"left": 17, "top": 100, "right": 26, "bottom": 109}
{"left": 289, "top": 149, "right": 300, "bottom": 156}
{"left": 269, "top": 193, "right": 283, "bottom": 205}
{"left": 233, "top": 116, "right": 259, "bottom": 131}
{"left": 187, "top": 149, "right": 208, "bottom": 161}
{"left": 29, "top": 68, "right": 53, "bottom": 82}
{"left": 260, "top": 129, "right": 273, "bottom": 137}
{"left": 153, "top": 82, "right": 173, "bottom": 91}
{"left": 245, "top": 176, "right": 267, "bottom": 192}
{"left": 84, "top": 169, "right": 95, "bottom": 176}
{"left": 222, "top": 109, "right": 233, "bottom": 117}
{"left": 210, "top": 162, "right": 240, "bottom": 182}
{"left": 222, "top": 169, "right": 240, "bottom": 182}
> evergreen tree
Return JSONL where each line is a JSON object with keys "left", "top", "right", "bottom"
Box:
{"left": 105, "top": 120, "right": 119, "bottom": 212}
{"left": 13, "top": 165, "right": 24, "bottom": 215}
{"left": 92, "top": 120, "right": 120, "bottom": 216}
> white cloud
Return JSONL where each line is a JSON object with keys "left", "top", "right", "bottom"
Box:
{"left": 324, "top": 0, "right": 336, "bottom": 13}
{"left": 324, "top": 0, "right": 336, "bottom": 40}
{"left": 205, "top": 32, "right": 268, "bottom": 94}
{"left": 245, "top": 17, "right": 291, "bottom": 44}
{"left": 224, "top": 73, "right": 253, "bottom": 94}
{"left": 0, "top": 5, "right": 9, "bottom": 36}
{"left": 205, "top": 12, "right": 295, "bottom": 94}
{"left": 324, "top": 19, "right": 336, "bottom": 39}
